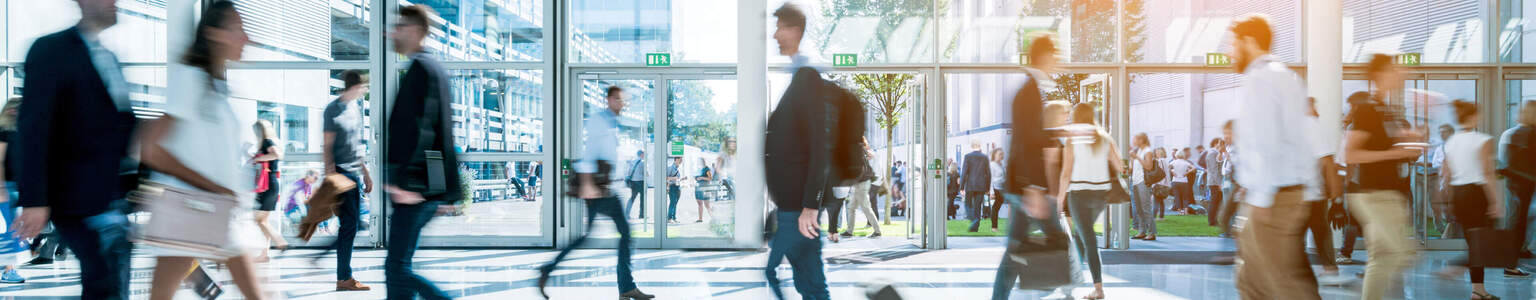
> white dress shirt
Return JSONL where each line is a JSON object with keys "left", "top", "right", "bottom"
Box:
{"left": 576, "top": 108, "right": 619, "bottom": 174}
{"left": 81, "top": 32, "right": 130, "bottom": 111}
{"left": 1233, "top": 55, "right": 1320, "bottom": 207}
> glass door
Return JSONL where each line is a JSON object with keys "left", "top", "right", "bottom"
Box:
{"left": 569, "top": 74, "right": 662, "bottom": 249}
{"left": 1399, "top": 73, "right": 1481, "bottom": 250}
{"left": 567, "top": 71, "right": 744, "bottom": 249}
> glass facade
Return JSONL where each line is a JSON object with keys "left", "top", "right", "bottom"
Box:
{"left": 0, "top": 0, "right": 1526, "bottom": 249}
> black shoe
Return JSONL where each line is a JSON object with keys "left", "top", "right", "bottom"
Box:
{"left": 619, "top": 289, "right": 655, "bottom": 300}
{"left": 1504, "top": 268, "right": 1531, "bottom": 278}
{"left": 24, "top": 257, "right": 52, "bottom": 266}
{"left": 868, "top": 232, "right": 882, "bottom": 238}
{"left": 840, "top": 232, "right": 853, "bottom": 238}
{"left": 536, "top": 271, "right": 551, "bottom": 299}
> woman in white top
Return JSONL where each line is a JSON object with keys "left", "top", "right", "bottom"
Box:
{"left": 1130, "top": 133, "right": 1157, "bottom": 240}
{"left": 140, "top": 2, "right": 267, "bottom": 299}
{"left": 987, "top": 147, "right": 1007, "bottom": 230}
{"left": 1438, "top": 100, "right": 1521, "bottom": 300}
{"left": 1055, "top": 103, "right": 1125, "bottom": 300}
{"left": 1168, "top": 150, "right": 1200, "bottom": 214}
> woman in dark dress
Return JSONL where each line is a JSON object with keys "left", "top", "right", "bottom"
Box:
{"left": 251, "top": 120, "right": 287, "bottom": 261}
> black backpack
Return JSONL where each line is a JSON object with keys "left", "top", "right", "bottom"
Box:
{"left": 827, "top": 80, "right": 869, "bottom": 186}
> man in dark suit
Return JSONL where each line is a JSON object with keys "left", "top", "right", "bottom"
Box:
{"left": 11, "top": 1, "right": 135, "bottom": 299}
{"left": 762, "top": 4, "right": 833, "bottom": 300}
{"left": 381, "top": 5, "right": 461, "bottom": 300}
{"left": 961, "top": 141, "right": 992, "bottom": 232}
{"left": 992, "top": 33, "right": 1066, "bottom": 300}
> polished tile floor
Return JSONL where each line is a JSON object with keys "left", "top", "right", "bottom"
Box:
{"left": 1, "top": 237, "right": 1533, "bottom": 299}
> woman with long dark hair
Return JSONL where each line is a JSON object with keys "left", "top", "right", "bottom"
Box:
{"left": 251, "top": 120, "right": 287, "bottom": 262}
{"left": 140, "top": 2, "right": 267, "bottom": 299}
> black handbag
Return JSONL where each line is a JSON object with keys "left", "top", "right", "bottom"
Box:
{"left": 1467, "top": 228, "right": 1519, "bottom": 268}
{"left": 1007, "top": 222, "right": 1074, "bottom": 291}
{"left": 1106, "top": 162, "right": 1130, "bottom": 204}
{"left": 1143, "top": 159, "right": 1166, "bottom": 186}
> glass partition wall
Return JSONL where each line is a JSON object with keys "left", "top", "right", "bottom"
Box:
{"left": 0, "top": 0, "right": 1527, "bottom": 249}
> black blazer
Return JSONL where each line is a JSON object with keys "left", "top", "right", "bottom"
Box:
{"left": 764, "top": 67, "right": 834, "bottom": 212}
{"left": 1005, "top": 72, "right": 1049, "bottom": 194}
{"left": 961, "top": 151, "right": 991, "bottom": 192}
{"left": 16, "top": 27, "right": 137, "bottom": 218}
{"left": 385, "top": 52, "right": 462, "bottom": 203}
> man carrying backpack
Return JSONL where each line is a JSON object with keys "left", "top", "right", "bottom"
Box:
{"left": 763, "top": 4, "right": 834, "bottom": 300}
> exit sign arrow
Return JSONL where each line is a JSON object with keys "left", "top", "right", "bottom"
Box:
{"left": 646, "top": 53, "right": 671, "bottom": 67}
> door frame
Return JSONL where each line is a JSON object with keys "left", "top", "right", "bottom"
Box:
{"left": 1342, "top": 69, "right": 1490, "bottom": 251}
{"left": 565, "top": 67, "right": 743, "bottom": 249}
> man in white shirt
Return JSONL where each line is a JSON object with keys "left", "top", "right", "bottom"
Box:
{"left": 1228, "top": 15, "right": 1322, "bottom": 300}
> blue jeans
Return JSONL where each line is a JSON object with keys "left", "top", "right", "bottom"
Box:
{"left": 543, "top": 197, "right": 637, "bottom": 293}
{"left": 765, "top": 210, "right": 830, "bottom": 300}
{"left": 385, "top": 201, "right": 449, "bottom": 300}
{"left": 334, "top": 169, "right": 363, "bottom": 281}
{"left": 55, "top": 204, "right": 133, "bottom": 300}
{"left": 667, "top": 185, "right": 681, "bottom": 221}
{"left": 992, "top": 193, "right": 1067, "bottom": 300}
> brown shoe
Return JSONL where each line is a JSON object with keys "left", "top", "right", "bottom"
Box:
{"left": 619, "top": 289, "right": 655, "bottom": 300}
{"left": 337, "top": 279, "right": 371, "bottom": 291}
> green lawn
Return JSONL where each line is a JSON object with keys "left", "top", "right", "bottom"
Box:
{"left": 822, "top": 220, "right": 912, "bottom": 238}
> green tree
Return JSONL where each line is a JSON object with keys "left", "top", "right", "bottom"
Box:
{"left": 835, "top": 73, "right": 917, "bottom": 224}
{"left": 813, "top": 0, "right": 932, "bottom": 63}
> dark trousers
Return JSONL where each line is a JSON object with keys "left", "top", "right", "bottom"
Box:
{"left": 544, "top": 197, "right": 637, "bottom": 293}
{"left": 1510, "top": 184, "right": 1535, "bottom": 252}
{"left": 823, "top": 199, "right": 844, "bottom": 234}
{"left": 384, "top": 201, "right": 449, "bottom": 300}
{"left": 1207, "top": 186, "right": 1223, "bottom": 225}
{"left": 667, "top": 185, "right": 681, "bottom": 221}
{"left": 991, "top": 193, "right": 1068, "bottom": 300}
{"left": 1307, "top": 200, "right": 1336, "bottom": 267}
{"left": 333, "top": 170, "right": 363, "bottom": 281}
{"left": 1154, "top": 187, "right": 1166, "bottom": 218}
{"left": 54, "top": 210, "right": 132, "bottom": 300}
{"left": 966, "top": 192, "right": 987, "bottom": 231}
{"left": 1173, "top": 182, "right": 1193, "bottom": 211}
{"left": 765, "top": 210, "right": 829, "bottom": 300}
{"left": 626, "top": 180, "right": 646, "bottom": 217}
{"left": 1340, "top": 224, "right": 1361, "bottom": 257}
{"left": 990, "top": 189, "right": 1006, "bottom": 229}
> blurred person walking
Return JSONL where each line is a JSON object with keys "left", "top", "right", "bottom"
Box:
{"left": 321, "top": 67, "right": 373, "bottom": 291}
{"left": 626, "top": 150, "right": 646, "bottom": 218}
{"left": 250, "top": 119, "right": 287, "bottom": 262}
{"left": 140, "top": 2, "right": 268, "bottom": 298}
{"left": 961, "top": 141, "right": 992, "bottom": 232}
{"left": 762, "top": 4, "right": 839, "bottom": 299}
{"left": 381, "top": 5, "right": 465, "bottom": 299}
{"left": 1435, "top": 100, "right": 1528, "bottom": 300}
{"left": 845, "top": 141, "right": 882, "bottom": 238}
{"left": 991, "top": 33, "right": 1072, "bottom": 300}
{"left": 1501, "top": 100, "right": 1536, "bottom": 258}
{"left": 0, "top": 98, "right": 26, "bottom": 284}
{"left": 536, "top": 84, "right": 651, "bottom": 300}
{"left": 1054, "top": 103, "right": 1125, "bottom": 300}
{"left": 1303, "top": 97, "right": 1350, "bottom": 286}
{"left": 12, "top": 0, "right": 139, "bottom": 298}
{"left": 1340, "top": 89, "right": 1421, "bottom": 299}
{"left": 1228, "top": 14, "right": 1322, "bottom": 299}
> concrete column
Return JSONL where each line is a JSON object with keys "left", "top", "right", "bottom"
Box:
{"left": 1307, "top": 0, "right": 1344, "bottom": 150}
{"left": 734, "top": 0, "right": 767, "bottom": 247}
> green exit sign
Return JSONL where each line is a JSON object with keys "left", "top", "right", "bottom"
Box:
{"left": 646, "top": 53, "right": 671, "bottom": 67}
{"left": 670, "top": 141, "right": 685, "bottom": 156}
{"left": 1205, "top": 53, "right": 1232, "bottom": 66}
{"left": 833, "top": 53, "right": 858, "bottom": 67}
{"left": 1396, "top": 53, "right": 1421, "bottom": 66}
